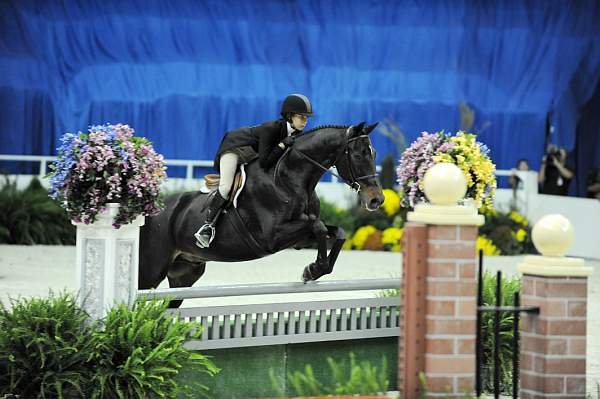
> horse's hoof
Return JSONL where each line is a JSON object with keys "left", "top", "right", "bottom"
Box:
{"left": 302, "top": 264, "right": 315, "bottom": 283}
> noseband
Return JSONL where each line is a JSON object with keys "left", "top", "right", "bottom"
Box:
{"left": 288, "top": 134, "right": 379, "bottom": 192}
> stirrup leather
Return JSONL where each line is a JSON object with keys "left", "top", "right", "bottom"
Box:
{"left": 194, "top": 223, "right": 216, "bottom": 248}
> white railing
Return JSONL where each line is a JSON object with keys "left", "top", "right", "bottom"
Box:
{"left": 0, "top": 154, "right": 214, "bottom": 181}
{"left": 138, "top": 278, "right": 401, "bottom": 350}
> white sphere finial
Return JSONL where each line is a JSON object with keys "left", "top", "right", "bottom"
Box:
{"left": 423, "top": 163, "right": 467, "bottom": 205}
{"left": 532, "top": 214, "right": 574, "bottom": 257}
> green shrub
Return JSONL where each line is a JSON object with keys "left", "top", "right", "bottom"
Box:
{"left": 382, "top": 271, "right": 521, "bottom": 395}
{"left": 318, "top": 198, "right": 356, "bottom": 234}
{"left": 479, "top": 209, "right": 535, "bottom": 255}
{"left": 89, "top": 300, "right": 219, "bottom": 399}
{"left": 480, "top": 271, "right": 521, "bottom": 394}
{"left": 0, "top": 293, "right": 218, "bottom": 399}
{"left": 0, "top": 177, "right": 75, "bottom": 245}
{"left": 0, "top": 292, "right": 94, "bottom": 398}
{"left": 271, "top": 352, "right": 389, "bottom": 397}
{"left": 379, "top": 154, "right": 396, "bottom": 190}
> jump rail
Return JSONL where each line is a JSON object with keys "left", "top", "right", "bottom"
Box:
{"left": 138, "top": 278, "right": 402, "bottom": 350}
{"left": 137, "top": 278, "right": 400, "bottom": 299}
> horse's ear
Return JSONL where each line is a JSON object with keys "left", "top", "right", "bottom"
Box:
{"left": 364, "top": 122, "right": 379, "bottom": 135}
{"left": 350, "top": 122, "right": 366, "bottom": 137}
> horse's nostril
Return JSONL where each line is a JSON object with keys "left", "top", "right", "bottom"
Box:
{"left": 369, "top": 198, "right": 381, "bottom": 208}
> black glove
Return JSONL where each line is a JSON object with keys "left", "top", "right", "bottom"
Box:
{"left": 281, "top": 135, "right": 295, "bottom": 148}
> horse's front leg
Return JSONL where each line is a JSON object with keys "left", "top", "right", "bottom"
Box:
{"left": 324, "top": 224, "right": 346, "bottom": 270}
{"left": 301, "top": 219, "right": 345, "bottom": 282}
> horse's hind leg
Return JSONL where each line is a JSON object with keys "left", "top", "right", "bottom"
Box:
{"left": 139, "top": 235, "right": 173, "bottom": 290}
{"left": 166, "top": 254, "right": 207, "bottom": 308}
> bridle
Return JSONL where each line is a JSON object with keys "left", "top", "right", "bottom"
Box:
{"left": 286, "top": 132, "right": 379, "bottom": 192}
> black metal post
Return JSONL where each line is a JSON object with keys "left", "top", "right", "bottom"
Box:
{"left": 512, "top": 292, "right": 520, "bottom": 399}
{"left": 494, "top": 270, "right": 502, "bottom": 399}
{"left": 475, "top": 250, "right": 483, "bottom": 396}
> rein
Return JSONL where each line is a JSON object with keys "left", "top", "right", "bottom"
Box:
{"left": 276, "top": 133, "right": 378, "bottom": 192}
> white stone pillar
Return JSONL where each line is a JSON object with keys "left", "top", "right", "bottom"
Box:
{"left": 74, "top": 203, "right": 145, "bottom": 319}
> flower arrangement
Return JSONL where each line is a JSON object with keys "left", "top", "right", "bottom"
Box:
{"left": 342, "top": 225, "right": 403, "bottom": 252}
{"left": 396, "top": 131, "right": 496, "bottom": 209}
{"left": 48, "top": 124, "right": 167, "bottom": 228}
{"left": 479, "top": 208, "right": 535, "bottom": 255}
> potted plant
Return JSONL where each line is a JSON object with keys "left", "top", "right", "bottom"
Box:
{"left": 396, "top": 131, "right": 496, "bottom": 210}
{"left": 47, "top": 123, "right": 167, "bottom": 228}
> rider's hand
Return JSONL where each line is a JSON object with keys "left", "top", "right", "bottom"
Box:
{"left": 281, "top": 136, "right": 295, "bottom": 148}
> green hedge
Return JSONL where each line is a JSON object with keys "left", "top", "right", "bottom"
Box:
{"left": 0, "top": 177, "right": 75, "bottom": 245}
{"left": 0, "top": 293, "right": 218, "bottom": 398}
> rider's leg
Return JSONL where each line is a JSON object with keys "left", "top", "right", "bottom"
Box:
{"left": 217, "top": 152, "right": 238, "bottom": 199}
{"left": 194, "top": 152, "right": 238, "bottom": 248}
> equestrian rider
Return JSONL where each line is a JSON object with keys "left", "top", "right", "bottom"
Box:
{"left": 194, "top": 94, "right": 314, "bottom": 248}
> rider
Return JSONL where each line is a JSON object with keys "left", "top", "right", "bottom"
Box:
{"left": 194, "top": 93, "right": 314, "bottom": 248}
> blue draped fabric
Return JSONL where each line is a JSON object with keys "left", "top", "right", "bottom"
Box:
{"left": 1, "top": 0, "right": 600, "bottom": 189}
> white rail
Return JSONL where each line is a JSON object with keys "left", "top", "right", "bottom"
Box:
{"left": 138, "top": 278, "right": 400, "bottom": 300}
{"left": 0, "top": 154, "right": 379, "bottom": 183}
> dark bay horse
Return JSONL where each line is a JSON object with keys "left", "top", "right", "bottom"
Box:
{"left": 139, "top": 122, "right": 384, "bottom": 307}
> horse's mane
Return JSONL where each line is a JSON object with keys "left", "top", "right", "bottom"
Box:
{"left": 301, "top": 124, "right": 349, "bottom": 137}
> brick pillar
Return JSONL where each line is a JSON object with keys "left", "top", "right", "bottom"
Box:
{"left": 424, "top": 224, "right": 477, "bottom": 397}
{"left": 517, "top": 214, "right": 592, "bottom": 399}
{"left": 399, "top": 223, "right": 428, "bottom": 398}
{"left": 399, "top": 162, "right": 483, "bottom": 397}
{"left": 399, "top": 223, "right": 478, "bottom": 398}
{"left": 520, "top": 275, "right": 589, "bottom": 398}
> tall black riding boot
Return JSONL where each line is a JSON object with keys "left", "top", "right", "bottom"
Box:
{"left": 194, "top": 191, "right": 228, "bottom": 248}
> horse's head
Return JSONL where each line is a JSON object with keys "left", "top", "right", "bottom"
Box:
{"left": 335, "top": 122, "right": 385, "bottom": 211}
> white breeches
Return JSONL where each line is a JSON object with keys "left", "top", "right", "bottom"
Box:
{"left": 218, "top": 152, "right": 239, "bottom": 199}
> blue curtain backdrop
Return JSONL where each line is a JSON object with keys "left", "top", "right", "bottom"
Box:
{"left": 1, "top": 0, "right": 599, "bottom": 189}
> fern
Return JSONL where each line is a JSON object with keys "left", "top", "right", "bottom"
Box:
{"left": 281, "top": 352, "right": 389, "bottom": 397}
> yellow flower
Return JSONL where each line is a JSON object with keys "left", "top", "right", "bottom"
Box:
{"left": 381, "top": 189, "right": 401, "bottom": 216}
{"left": 342, "top": 236, "right": 354, "bottom": 250}
{"left": 477, "top": 235, "right": 501, "bottom": 256}
{"left": 352, "top": 225, "right": 377, "bottom": 250}
{"left": 509, "top": 211, "right": 529, "bottom": 226}
{"left": 382, "top": 227, "right": 403, "bottom": 244}
{"left": 432, "top": 131, "right": 497, "bottom": 209}
{"left": 514, "top": 229, "right": 527, "bottom": 242}
{"left": 391, "top": 244, "right": 402, "bottom": 252}
{"left": 381, "top": 227, "right": 403, "bottom": 252}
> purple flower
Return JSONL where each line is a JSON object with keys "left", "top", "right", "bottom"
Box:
{"left": 47, "top": 123, "right": 167, "bottom": 228}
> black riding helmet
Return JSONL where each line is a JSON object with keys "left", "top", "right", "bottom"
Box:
{"left": 280, "top": 94, "right": 314, "bottom": 120}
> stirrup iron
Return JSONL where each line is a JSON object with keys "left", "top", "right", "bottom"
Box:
{"left": 195, "top": 223, "right": 216, "bottom": 248}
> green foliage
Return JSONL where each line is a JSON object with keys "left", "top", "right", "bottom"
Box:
{"left": 385, "top": 272, "right": 522, "bottom": 396}
{"left": 89, "top": 300, "right": 219, "bottom": 399}
{"left": 318, "top": 198, "right": 356, "bottom": 234}
{"left": 0, "top": 293, "right": 218, "bottom": 399}
{"left": 351, "top": 206, "right": 396, "bottom": 231}
{"left": 0, "top": 292, "right": 93, "bottom": 398}
{"left": 379, "top": 154, "right": 396, "bottom": 189}
{"left": 480, "top": 272, "right": 522, "bottom": 394}
{"left": 0, "top": 177, "right": 75, "bottom": 245}
{"left": 479, "top": 209, "right": 536, "bottom": 255}
{"left": 274, "top": 352, "right": 389, "bottom": 397}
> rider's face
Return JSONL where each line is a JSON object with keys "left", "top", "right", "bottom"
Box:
{"left": 291, "top": 114, "right": 309, "bottom": 131}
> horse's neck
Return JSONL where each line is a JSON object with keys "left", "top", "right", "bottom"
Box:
{"left": 292, "top": 128, "right": 346, "bottom": 191}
